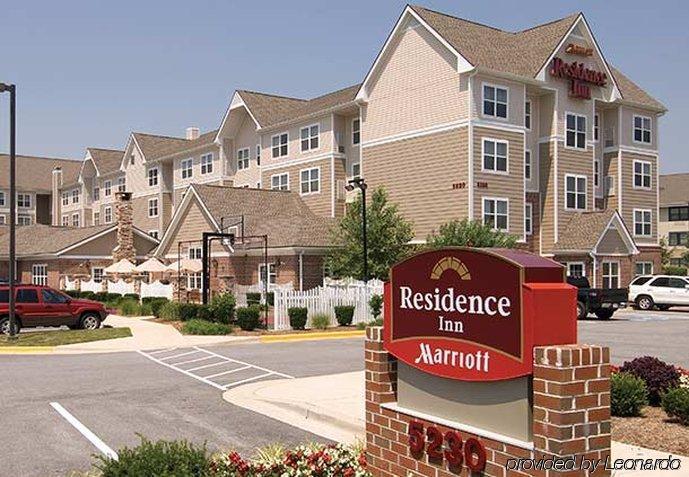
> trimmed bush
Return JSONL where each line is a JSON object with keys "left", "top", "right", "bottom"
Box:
{"left": 158, "top": 301, "right": 180, "bottom": 321}
{"left": 311, "top": 313, "right": 331, "bottom": 330}
{"left": 65, "top": 290, "right": 81, "bottom": 298}
{"left": 177, "top": 303, "right": 203, "bottom": 322}
{"left": 195, "top": 305, "right": 215, "bottom": 322}
{"left": 620, "top": 356, "right": 681, "bottom": 406}
{"left": 246, "top": 292, "right": 262, "bottom": 306}
{"left": 123, "top": 293, "right": 140, "bottom": 301}
{"left": 81, "top": 291, "right": 96, "bottom": 300}
{"left": 93, "top": 291, "right": 109, "bottom": 302}
{"left": 182, "top": 319, "right": 231, "bottom": 336}
{"left": 142, "top": 297, "right": 169, "bottom": 317}
{"left": 334, "top": 305, "right": 355, "bottom": 326}
{"left": 369, "top": 294, "right": 383, "bottom": 320}
{"left": 611, "top": 372, "right": 648, "bottom": 417}
{"left": 119, "top": 299, "right": 142, "bottom": 317}
{"left": 236, "top": 306, "right": 261, "bottom": 331}
{"left": 288, "top": 307, "right": 308, "bottom": 330}
{"left": 663, "top": 265, "right": 688, "bottom": 276}
{"left": 208, "top": 293, "right": 236, "bottom": 324}
{"left": 662, "top": 387, "right": 689, "bottom": 425}
{"left": 94, "top": 436, "right": 210, "bottom": 476}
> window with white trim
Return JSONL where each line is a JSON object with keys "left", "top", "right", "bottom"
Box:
{"left": 92, "top": 267, "right": 104, "bottom": 283}
{"left": 187, "top": 273, "right": 203, "bottom": 290}
{"left": 71, "top": 213, "right": 80, "bottom": 227}
{"left": 482, "top": 139, "right": 508, "bottom": 173}
{"left": 93, "top": 186, "right": 100, "bottom": 201}
{"left": 188, "top": 247, "right": 202, "bottom": 259}
{"left": 594, "top": 160, "right": 600, "bottom": 188}
{"left": 32, "top": 264, "right": 48, "bottom": 286}
{"left": 104, "top": 180, "right": 112, "bottom": 197}
{"left": 256, "top": 145, "right": 261, "bottom": 166}
{"left": 594, "top": 114, "right": 600, "bottom": 141}
{"left": 602, "top": 261, "right": 620, "bottom": 289}
{"left": 72, "top": 189, "right": 79, "bottom": 204}
{"left": 259, "top": 263, "right": 277, "bottom": 286}
{"left": 634, "top": 209, "right": 652, "bottom": 237}
{"left": 117, "top": 177, "right": 126, "bottom": 192}
{"left": 93, "top": 212, "right": 100, "bottom": 226}
{"left": 524, "top": 150, "right": 531, "bottom": 180}
{"left": 300, "top": 168, "right": 320, "bottom": 194}
{"left": 181, "top": 158, "right": 193, "bottom": 179}
{"left": 0, "top": 191, "right": 4, "bottom": 206}
{"left": 148, "top": 167, "right": 159, "bottom": 187}
{"left": 148, "top": 230, "right": 159, "bottom": 239}
{"left": 633, "top": 115, "right": 652, "bottom": 144}
{"left": 0, "top": 215, "right": 6, "bottom": 225}
{"left": 565, "top": 174, "right": 587, "bottom": 210}
{"left": 482, "top": 198, "right": 509, "bottom": 231}
{"left": 483, "top": 84, "right": 508, "bottom": 119}
{"left": 62, "top": 192, "right": 69, "bottom": 206}
{"left": 271, "top": 133, "right": 288, "bottom": 158}
{"left": 237, "top": 148, "right": 250, "bottom": 170}
{"left": 17, "top": 193, "right": 31, "bottom": 208}
{"left": 352, "top": 162, "right": 361, "bottom": 180}
{"left": 148, "top": 198, "right": 159, "bottom": 218}
{"left": 352, "top": 118, "right": 361, "bottom": 145}
{"left": 271, "top": 173, "right": 289, "bottom": 191}
{"left": 300, "top": 124, "right": 319, "bottom": 152}
{"left": 201, "top": 153, "right": 213, "bottom": 174}
{"left": 635, "top": 262, "right": 653, "bottom": 276}
{"left": 525, "top": 203, "right": 533, "bottom": 235}
{"left": 566, "top": 262, "right": 585, "bottom": 278}
{"left": 104, "top": 206, "right": 112, "bottom": 224}
{"left": 61, "top": 215, "right": 69, "bottom": 226}
{"left": 565, "top": 113, "right": 586, "bottom": 149}
{"left": 633, "top": 160, "right": 652, "bottom": 189}
{"left": 524, "top": 100, "right": 531, "bottom": 129}
{"left": 17, "top": 215, "right": 32, "bottom": 226}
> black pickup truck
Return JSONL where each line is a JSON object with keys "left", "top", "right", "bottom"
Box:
{"left": 567, "top": 276, "right": 628, "bottom": 320}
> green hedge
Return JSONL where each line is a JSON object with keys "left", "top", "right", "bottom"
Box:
{"left": 611, "top": 372, "right": 648, "bottom": 417}
{"left": 208, "top": 293, "right": 236, "bottom": 324}
{"left": 141, "top": 297, "right": 170, "bottom": 317}
{"left": 662, "top": 387, "right": 689, "bottom": 426}
{"left": 182, "top": 319, "right": 232, "bottom": 336}
{"left": 246, "top": 292, "right": 262, "bottom": 306}
{"left": 663, "top": 265, "right": 688, "bottom": 276}
{"left": 334, "top": 306, "right": 355, "bottom": 326}
{"left": 288, "top": 307, "right": 308, "bottom": 330}
{"left": 236, "top": 306, "right": 261, "bottom": 331}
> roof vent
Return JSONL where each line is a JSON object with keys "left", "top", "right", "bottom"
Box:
{"left": 186, "top": 127, "right": 200, "bottom": 140}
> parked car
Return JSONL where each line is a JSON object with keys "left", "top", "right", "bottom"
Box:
{"left": 0, "top": 284, "right": 108, "bottom": 334}
{"left": 567, "top": 276, "right": 628, "bottom": 320}
{"left": 629, "top": 275, "right": 689, "bottom": 311}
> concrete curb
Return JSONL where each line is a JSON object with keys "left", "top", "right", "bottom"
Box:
{"left": 0, "top": 346, "right": 55, "bottom": 354}
{"left": 260, "top": 330, "right": 365, "bottom": 343}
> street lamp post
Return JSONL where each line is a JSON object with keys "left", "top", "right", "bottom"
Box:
{"left": 0, "top": 83, "right": 17, "bottom": 339}
{"left": 345, "top": 177, "right": 368, "bottom": 282}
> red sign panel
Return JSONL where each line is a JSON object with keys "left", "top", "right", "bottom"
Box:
{"left": 384, "top": 248, "right": 530, "bottom": 381}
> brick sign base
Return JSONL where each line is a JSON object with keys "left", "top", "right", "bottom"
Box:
{"left": 365, "top": 327, "right": 612, "bottom": 477}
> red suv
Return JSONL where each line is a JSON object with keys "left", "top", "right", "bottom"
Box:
{"left": 0, "top": 284, "right": 108, "bottom": 334}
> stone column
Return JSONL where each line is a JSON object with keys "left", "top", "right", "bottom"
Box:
{"left": 112, "top": 191, "right": 136, "bottom": 263}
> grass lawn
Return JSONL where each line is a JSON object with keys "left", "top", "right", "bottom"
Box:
{"left": 0, "top": 327, "right": 132, "bottom": 347}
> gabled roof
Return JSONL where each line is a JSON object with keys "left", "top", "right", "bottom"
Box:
{"left": 610, "top": 66, "right": 666, "bottom": 111}
{"left": 0, "top": 154, "right": 81, "bottom": 193}
{"left": 126, "top": 129, "right": 219, "bottom": 165}
{"left": 554, "top": 209, "right": 637, "bottom": 254}
{"left": 87, "top": 148, "right": 124, "bottom": 176}
{"left": 660, "top": 173, "right": 689, "bottom": 207}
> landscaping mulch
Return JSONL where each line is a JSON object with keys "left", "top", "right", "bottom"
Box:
{"left": 613, "top": 406, "right": 689, "bottom": 456}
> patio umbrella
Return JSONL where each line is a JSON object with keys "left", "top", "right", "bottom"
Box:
{"left": 166, "top": 258, "right": 202, "bottom": 273}
{"left": 135, "top": 257, "right": 168, "bottom": 273}
{"left": 104, "top": 258, "right": 137, "bottom": 274}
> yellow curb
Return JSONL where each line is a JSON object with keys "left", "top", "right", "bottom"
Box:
{"left": 0, "top": 346, "right": 55, "bottom": 354}
{"left": 260, "top": 330, "right": 365, "bottom": 343}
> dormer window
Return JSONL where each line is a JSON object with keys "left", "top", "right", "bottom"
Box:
{"left": 633, "top": 115, "right": 652, "bottom": 144}
{"left": 148, "top": 167, "right": 159, "bottom": 187}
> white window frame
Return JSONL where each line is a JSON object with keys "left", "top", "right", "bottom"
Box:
{"left": 352, "top": 118, "right": 361, "bottom": 145}
{"left": 71, "top": 213, "right": 80, "bottom": 227}
{"left": 258, "top": 263, "right": 277, "bottom": 286}
{"left": 271, "top": 132, "right": 289, "bottom": 158}
{"left": 104, "top": 206, "right": 112, "bottom": 224}
{"left": 0, "top": 191, "right": 5, "bottom": 207}
{"left": 594, "top": 114, "right": 600, "bottom": 142}
{"left": 237, "top": 148, "right": 250, "bottom": 170}
{"left": 482, "top": 197, "right": 509, "bottom": 232}
{"left": 482, "top": 83, "right": 509, "bottom": 120}
{"left": 565, "top": 112, "right": 587, "bottom": 150}
{"left": 62, "top": 192, "right": 69, "bottom": 206}
{"left": 148, "top": 230, "right": 159, "bottom": 239}
{"left": 148, "top": 167, "right": 159, "bottom": 187}
{"left": 255, "top": 145, "right": 261, "bottom": 165}
{"left": 17, "top": 215, "right": 32, "bottom": 226}
{"left": 524, "top": 100, "right": 531, "bottom": 130}
{"left": 633, "top": 115, "right": 652, "bottom": 145}
{"left": 117, "top": 177, "right": 126, "bottom": 192}
{"left": 32, "top": 264, "right": 48, "bottom": 286}
{"left": 300, "top": 123, "right": 320, "bottom": 152}
{"left": 602, "top": 261, "right": 620, "bottom": 289}
{"left": 481, "top": 138, "right": 509, "bottom": 174}
{"left": 72, "top": 189, "right": 79, "bottom": 204}
{"left": 635, "top": 261, "right": 653, "bottom": 276}
{"left": 92, "top": 267, "right": 104, "bottom": 283}
{"left": 104, "top": 180, "right": 112, "bottom": 197}
{"left": 299, "top": 167, "right": 321, "bottom": 195}
{"left": 93, "top": 186, "right": 100, "bottom": 202}
{"left": 93, "top": 211, "right": 100, "bottom": 226}
{"left": 633, "top": 160, "right": 652, "bottom": 190}
{"left": 181, "top": 158, "right": 193, "bottom": 179}
{"left": 351, "top": 162, "right": 361, "bottom": 180}
{"left": 61, "top": 215, "right": 69, "bottom": 227}
{"left": 565, "top": 174, "right": 587, "bottom": 211}
{"left": 148, "top": 198, "right": 159, "bottom": 218}
{"left": 566, "top": 262, "right": 586, "bottom": 278}
{"left": 524, "top": 150, "right": 532, "bottom": 180}
{"left": 270, "top": 173, "right": 289, "bottom": 191}
{"left": 525, "top": 203, "right": 533, "bottom": 235}
{"left": 17, "top": 193, "right": 31, "bottom": 208}
{"left": 0, "top": 215, "right": 6, "bottom": 225}
{"left": 633, "top": 208, "right": 652, "bottom": 237}
{"left": 187, "top": 273, "right": 203, "bottom": 290}
{"left": 594, "top": 160, "right": 600, "bottom": 188}
{"left": 188, "top": 247, "right": 202, "bottom": 260}
{"left": 201, "top": 153, "right": 214, "bottom": 175}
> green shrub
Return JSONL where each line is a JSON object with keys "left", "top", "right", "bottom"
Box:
{"left": 93, "top": 291, "right": 109, "bottom": 302}
{"left": 65, "top": 290, "right": 81, "bottom": 298}
{"left": 139, "top": 303, "right": 153, "bottom": 316}
{"left": 288, "top": 307, "right": 308, "bottom": 330}
{"left": 141, "top": 297, "right": 169, "bottom": 317}
{"left": 620, "top": 356, "right": 680, "bottom": 406}
{"left": 356, "top": 317, "right": 384, "bottom": 330}
{"left": 311, "top": 313, "right": 331, "bottom": 330}
{"left": 611, "top": 372, "right": 648, "bottom": 417}
{"left": 195, "top": 304, "right": 215, "bottom": 322}
{"left": 236, "top": 306, "right": 261, "bottom": 331}
{"left": 334, "top": 305, "right": 355, "bottom": 326}
{"left": 119, "top": 299, "right": 142, "bottom": 317}
{"left": 663, "top": 265, "right": 688, "bottom": 276}
{"left": 94, "top": 436, "right": 210, "bottom": 476}
{"left": 81, "top": 291, "right": 96, "bottom": 300}
{"left": 246, "top": 292, "right": 262, "bottom": 306}
{"left": 369, "top": 294, "right": 383, "bottom": 320}
{"left": 208, "top": 293, "right": 236, "bottom": 324}
{"left": 123, "top": 293, "right": 140, "bottom": 301}
{"left": 266, "top": 292, "right": 274, "bottom": 307}
{"left": 662, "top": 387, "right": 689, "bottom": 425}
{"left": 177, "top": 303, "right": 203, "bottom": 322}
{"left": 158, "top": 301, "right": 180, "bottom": 321}
{"left": 182, "top": 319, "right": 231, "bottom": 336}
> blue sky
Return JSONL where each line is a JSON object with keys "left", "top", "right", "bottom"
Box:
{"left": 0, "top": 0, "right": 686, "bottom": 172}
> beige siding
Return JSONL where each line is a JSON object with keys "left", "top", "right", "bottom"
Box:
{"left": 470, "top": 74, "right": 525, "bottom": 127}
{"left": 472, "top": 127, "right": 525, "bottom": 239}
{"left": 620, "top": 151, "right": 658, "bottom": 244}
{"left": 557, "top": 143, "right": 594, "bottom": 241}
{"left": 333, "top": 157, "right": 346, "bottom": 218}
{"left": 259, "top": 115, "right": 334, "bottom": 167}
{"left": 68, "top": 230, "right": 156, "bottom": 257}
{"left": 362, "top": 20, "right": 464, "bottom": 143}
{"left": 158, "top": 198, "right": 222, "bottom": 258}
{"left": 230, "top": 116, "right": 262, "bottom": 187}
{"left": 539, "top": 142, "right": 556, "bottom": 253}
{"left": 619, "top": 106, "right": 657, "bottom": 150}
{"left": 173, "top": 144, "right": 222, "bottom": 188}
{"left": 132, "top": 195, "right": 160, "bottom": 234}
{"left": 363, "top": 128, "right": 469, "bottom": 241}
{"left": 597, "top": 226, "right": 629, "bottom": 255}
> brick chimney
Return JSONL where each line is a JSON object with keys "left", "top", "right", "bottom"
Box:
{"left": 112, "top": 191, "right": 136, "bottom": 263}
{"left": 51, "top": 167, "right": 63, "bottom": 226}
{"left": 186, "top": 127, "right": 200, "bottom": 140}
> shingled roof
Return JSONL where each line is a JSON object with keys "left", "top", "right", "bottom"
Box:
{"left": 553, "top": 209, "right": 636, "bottom": 254}
{"left": 0, "top": 154, "right": 81, "bottom": 193}
{"left": 660, "top": 173, "right": 689, "bottom": 207}
{"left": 0, "top": 224, "right": 112, "bottom": 257}
{"left": 132, "top": 129, "right": 218, "bottom": 162}
{"left": 188, "top": 184, "right": 334, "bottom": 249}
{"left": 87, "top": 148, "right": 124, "bottom": 176}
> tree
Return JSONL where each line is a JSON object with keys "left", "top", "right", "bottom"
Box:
{"left": 426, "top": 218, "right": 518, "bottom": 248}
{"left": 327, "top": 187, "right": 414, "bottom": 281}
{"left": 659, "top": 238, "right": 672, "bottom": 268}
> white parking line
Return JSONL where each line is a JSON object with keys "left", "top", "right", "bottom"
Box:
{"left": 159, "top": 350, "right": 200, "bottom": 361}
{"left": 222, "top": 372, "right": 273, "bottom": 388}
{"left": 174, "top": 355, "right": 215, "bottom": 366}
{"left": 50, "top": 402, "right": 118, "bottom": 460}
{"left": 137, "top": 350, "right": 226, "bottom": 390}
{"left": 192, "top": 347, "right": 294, "bottom": 379}
{"left": 203, "top": 365, "right": 251, "bottom": 379}
{"left": 186, "top": 361, "right": 228, "bottom": 372}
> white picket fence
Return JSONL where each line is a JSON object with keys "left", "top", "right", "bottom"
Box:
{"left": 64, "top": 277, "right": 77, "bottom": 291}
{"left": 80, "top": 279, "right": 103, "bottom": 294}
{"left": 108, "top": 279, "right": 135, "bottom": 296}
{"left": 236, "top": 282, "right": 294, "bottom": 306}
{"left": 141, "top": 280, "right": 174, "bottom": 300}
{"left": 273, "top": 281, "right": 384, "bottom": 331}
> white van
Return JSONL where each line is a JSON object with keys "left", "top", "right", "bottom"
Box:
{"left": 628, "top": 275, "right": 689, "bottom": 310}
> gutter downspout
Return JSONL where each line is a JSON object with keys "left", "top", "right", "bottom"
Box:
{"left": 589, "top": 252, "right": 597, "bottom": 288}
{"left": 299, "top": 251, "right": 304, "bottom": 291}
